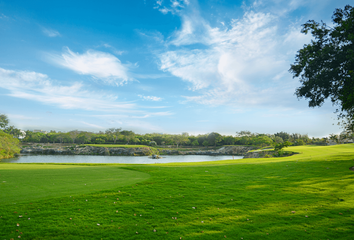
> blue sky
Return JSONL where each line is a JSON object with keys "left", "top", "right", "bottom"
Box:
{"left": 0, "top": 0, "right": 349, "bottom": 136}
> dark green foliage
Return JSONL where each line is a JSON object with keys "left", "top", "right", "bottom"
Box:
{"left": 191, "top": 140, "right": 199, "bottom": 146}
{"left": 0, "top": 130, "right": 20, "bottom": 159}
{"left": 0, "top": 114, "right": 9, "bottom": 129}
{"left": 21, "top": 129, "right": 328, "bottom": 148}
{"left": 274, "top": 141, "right": 292, "bottom": 152}
{"left": 207, "top": 132, "right": 223, "bottom": 146}
{"left": 290, "top": 5, "right": 354, "bottom": 125}
{"left": 94, "top": 138, "right": 105, "bottom": 144}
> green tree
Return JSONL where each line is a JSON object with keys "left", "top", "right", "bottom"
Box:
{"left": 172, "top": 135, "right": 188, "bottom": 148}
{"left": 47, "top": 133, "right": 58, "bottom": 143}
{"left": 329, "top": 134, "right": 339, "bottom": 144}
{"left": 274, "top": 136, "right": 284, "bottom": 144}
{"left": 68, "top": 130, "right": 80, "bottom": 143}
{"left": 202, "top": 140, "right": 209, "bottom": 148}
{"left": 0, "top": 114, "right": 9, "bottom": 129}
{"left": 94, "top": 138, "right": 105, "bottom": 144}
{"left": 274, "top": 141, "right": 292, "bottom": 152}
{"left": 40, "top": 136, "right": 49, "bottom": 143}
{"left": 295, "top": 139, "right": 305, "bottom": 146}
{"left": 121, "top": 130, "right": 135, "bottom": 144}
{"left": 57, "top": 133, "right": 65, "bottom": 144}
{"left": 191, "top": 140, "right": 199, "bottom": 146}
{"left": 0, "top": 130, "right": 21, "bottom": 159}
{"left": 237, "top": 136, "right": 251, "bottom": 145}
{"left": 3, "top": 125, "right": 22, "bottom": 138}
{"left": 207, "top": 132, "right": 222, "bottom": 147}
{"left": 76, "top": 132, "right": 92, "bottom": 144}
{"left": 274, "top": 132, "right": 290, "bottom": 142}
{"left": 252, "top": 136, "right": 273, "bottom": 147}
{"left": 223, "top": 136, "right": 235, "bottom": 145}
{"left": 105, "top": 128, "right": 121, "bottom": 144}
{"left": 290, "top": 5, "right": 354, "bottom": 128}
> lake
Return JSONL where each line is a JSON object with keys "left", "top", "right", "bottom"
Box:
{"left": 3, "top": 154, "right": 243, "bottom": 164}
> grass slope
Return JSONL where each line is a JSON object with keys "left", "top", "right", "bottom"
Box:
{"left": 0, "top": 144, "right": 354, "bottom": 239}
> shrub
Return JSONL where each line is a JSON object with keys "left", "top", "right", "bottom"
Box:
{"left": 94, "top": 138, "right": 105, "bottom": 144}
{"left": 0, "top": 130, "right": 21, "bottom": 159}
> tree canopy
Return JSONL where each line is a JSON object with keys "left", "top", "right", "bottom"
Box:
{"left": 0, "top": 114, "right": 9, "bottom": 129}
{"left": 289, "top": 5, "right": 354, "bottom": 129}
{"left": 0, "top": 130, "right": 20, "bottom": 159}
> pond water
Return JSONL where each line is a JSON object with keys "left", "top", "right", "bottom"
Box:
{"left": 3, "top": 154, "right": 243, "bottom": 164}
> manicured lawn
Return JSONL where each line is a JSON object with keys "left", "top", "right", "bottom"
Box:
{"left": 0, "top": 164, "right": 150, "bottom": 204}
{"left": 1, "top": 144, "right": 354, "bottom": 239}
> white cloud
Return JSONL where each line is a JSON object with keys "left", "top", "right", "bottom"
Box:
{"left": 157, "top": 2, "right": 313, "bottom": 107}
{"left": 0, "top": 67, "right": 135, "bottom": 111}
{"left": 138, "top": 95, "right": 163, "bottom": 101}
{"left": 0, "top": 68, "right": 175, "bottom": 131}
{"left": 42, "top": 27, "right": 61, "bottom": 37}
{"left": 154, "top": 0, "right": 190, "bottom": 15}
{"left": 48, "top": 47, "right": 132, "bottom": 86}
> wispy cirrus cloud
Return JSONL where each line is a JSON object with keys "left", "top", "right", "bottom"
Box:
{"left": 154, "top": 0, "right": 190, "bottom": 15}
{"left": 102, "top": 43, "right": 125, "bottom": 55}
{"left": 156, "top": 0, "right": 313, "bottom": 107}
{"left": 0, "top": 13, "right": 8, "bottom": 19}
{"left": 47, "top": 47, "right": 132, "bottom": 86}
{"left": 138, "top": 94, "right": 163, "bottom": 101}
{"left": 42, "top": 27, "right": 61, "bottom": 37}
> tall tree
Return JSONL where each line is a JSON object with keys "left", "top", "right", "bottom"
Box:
{"left": 207, "top": 132, "right": 223, "bottom": 147}
{"left": 290, "top": 5, "right": 354, "bottom": 129}
{"left": 172, "top": 135, "right": 188, "bottom": 148}
{"left": 120, "top": 130, "right": 135, "bottom": 144}
{"left": 68, "top": 130, "right": 80, "bottom": 143}
{"left": 105, "top": 128, "right": 121, "bottom": 144}
{"left": 0, "top": 114, "right": 9, "bottom": 129}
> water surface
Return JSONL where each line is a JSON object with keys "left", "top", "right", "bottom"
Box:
{"left": 4, "top": 154, "right": 243, "bottom": 164}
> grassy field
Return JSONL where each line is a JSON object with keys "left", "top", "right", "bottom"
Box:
{"left": 1, "top": 144, "right": 354, "bottom": 239}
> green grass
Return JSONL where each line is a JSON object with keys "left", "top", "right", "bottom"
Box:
{"left": 1, "top": 144, "right": 354, "bottom": 239}
{"left": 0, "top": 165, "right": 149, "bottom": 204}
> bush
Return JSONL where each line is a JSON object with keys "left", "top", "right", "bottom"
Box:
{"left": 94, "top": 138, "right": 105, "bottom": 144}
{"left": 0, "top": 130, "right": 21, "bottom": 159}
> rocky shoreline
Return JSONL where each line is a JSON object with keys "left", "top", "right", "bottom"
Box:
{"left": 20, "top": 145, "right": 255, "bottom": 156}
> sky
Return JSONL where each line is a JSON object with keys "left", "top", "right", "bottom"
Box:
{"left": 0, "top": 0, "right": 349, "bottom": 137}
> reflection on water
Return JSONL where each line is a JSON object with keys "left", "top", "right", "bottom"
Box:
{"left": 3, "top": 154, "right": 243, "bottom": 164}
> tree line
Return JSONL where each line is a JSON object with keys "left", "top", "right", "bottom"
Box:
{"left": 2, "top": 113, "right": 348, "bottom": 148}
{"left": 20, "top": 129, "right": 328, "bottom": 147}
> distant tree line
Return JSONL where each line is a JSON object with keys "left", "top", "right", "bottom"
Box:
{"left": 20, "top": 128, "right": 329, "bottom": 147}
